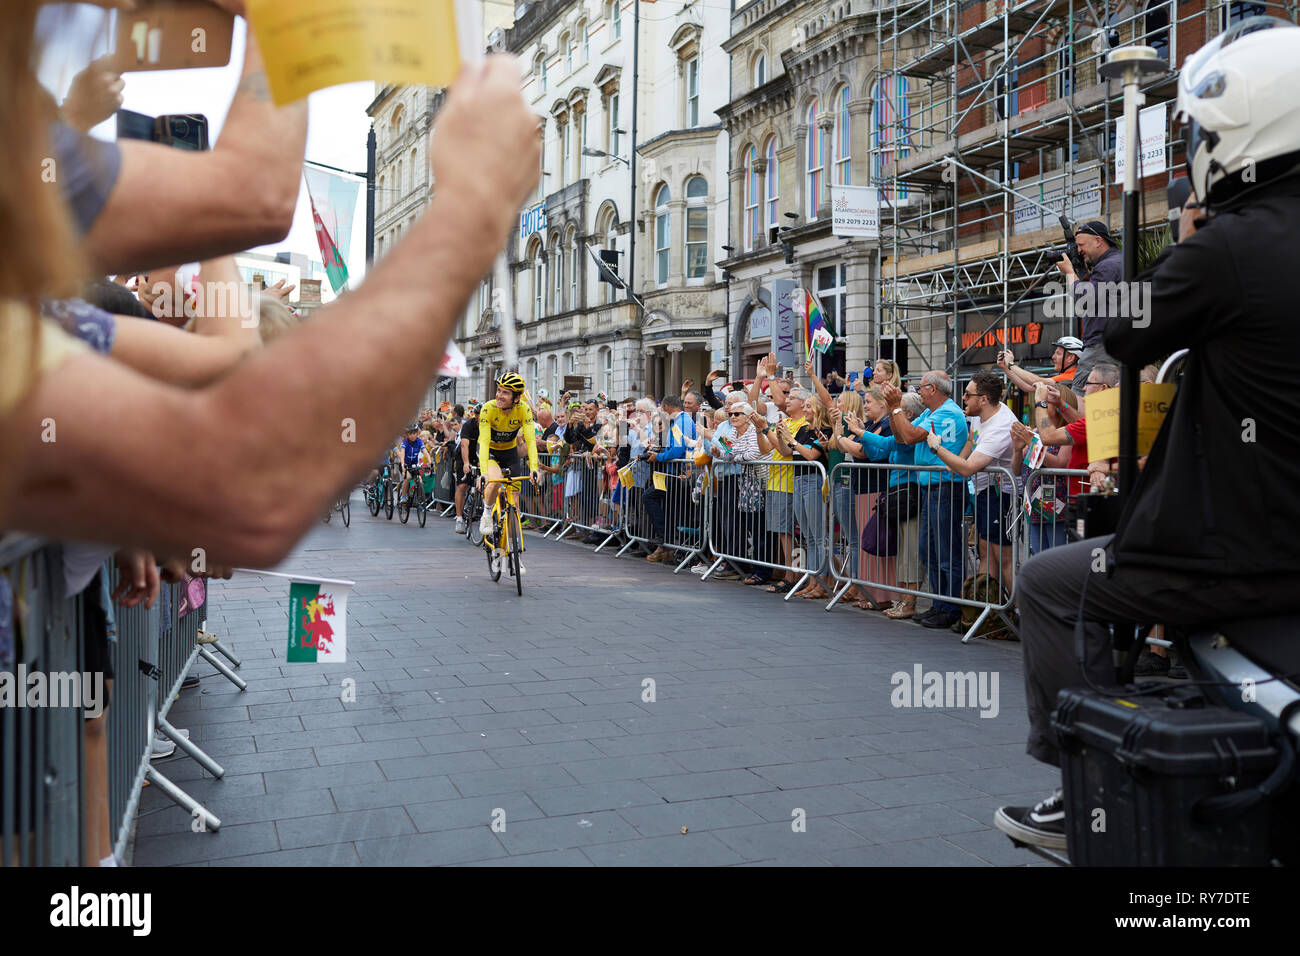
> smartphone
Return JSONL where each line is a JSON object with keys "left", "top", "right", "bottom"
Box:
{"left": 117, "top": 109, "right": 210, "bottom": 150}
{"left": 109, "top": 0, "right": 235, "bottom": 73}
{"left": 847, "top": 371, "right": 860, "bottom": 384}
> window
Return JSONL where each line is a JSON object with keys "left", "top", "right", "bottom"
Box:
{"left": 753, "top": 53, "right": 766, "bottom": 86}
{"left": 377, "top": 236, "right": 385, "bottom": 259}
{"left": 1058, "top": 44, "right": 1076, "bottom": 99}
{"left": 1145, "top": 0, "right": 1170, "bottom": 64}
{"left": 526, "top": 358, "right": 538, "bottom": 395}
{"left": 607, "top": 94, "right": 620, "bottom": 155}
{"left": 579, "top": 111, "right": 588, "bottom": 177}
{"left": 686, "top": 58, "right": 699, "bottom": 128}
{"left": 806, "top": 99, "right": 824, "bottom": 219}
{"left": 564, "top": 33, "right": 573, "bottom": 73}
{"left": 685, "top": 176, "right": 707, "bottom": 279}
{"left": 743, "top": 145, "right": 759, "bottom": 252}
{"left": 538, "top": 55, "right": 548, "bottom": 94}
{"left": 610, "top": 0, "right": 621, "bottom": 40}
{"left": 396, "top": 159, "right": 404, "bottom": 199}
{"left": 597, "top": 204, "right": 620, "bottom": 305}
{"left": 765, "top": 138, "right": 779, "bottom": 231}
{"left": 817, "top": 264, "right": 846, "bottom": 337}
{"left": 565, "top": 352, "right": 576, "bottom": 378}
{"left": 1225, "top": 1, "right": 1266, "bottom": 29}
{"left": 995, "top": 57, "right": 1019, "bottom": 120}
{"left": 378, "top": 174, "right": 385, "bottom": 212}
{"left": 872, "top": 77, "right": 911, "bottom": 203}
{"left": 538, "top": 129, "right": 546, "bottom": 199}
{"left": 833, "top": 86, "right": 851, "bottom": 186}
{"left": 560, "top": 119, "right": 570, "bottom": 188}
{"left": 568, "top": 229, "right": 578, "bottom": 309}
{"left": 547, "top": 354, "right": 558, "bottom": 399}
{"left": 410, "top": 147, "right": 418, "bottom": 193}
{"left": 600, "top": 347, "right": 613, "bottom": 396}
{"left": 553, "top": 236, "right": 566, "bottom": 312}
{"left": 654, "top": 184, "right": 670, "bottom": 286}
{"left": 530, "top": 240, "right": 544, "bottom": 319}
{"left": 581, "top": 22, "right": 590, "bottom": 63}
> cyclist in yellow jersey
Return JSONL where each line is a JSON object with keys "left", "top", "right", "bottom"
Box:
{"left": 478, "top": 372, "right": 541, "bottom": 539}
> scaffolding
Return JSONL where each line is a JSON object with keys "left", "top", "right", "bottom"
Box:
{"left": 869, "top": 0, "right": 1299, "bottom": 373}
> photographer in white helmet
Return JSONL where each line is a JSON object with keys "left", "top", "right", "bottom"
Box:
{"left": 998, "top": 17, "right": 1300, "bottom": 851}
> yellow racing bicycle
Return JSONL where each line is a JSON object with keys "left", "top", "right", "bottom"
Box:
{"left": 483, "top": 470, "right": 528, "bottom": 596}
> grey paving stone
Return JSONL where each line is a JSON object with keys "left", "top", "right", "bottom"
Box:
{"left": 559, "top": 754, "right": 686, "bottom": 784}
{"left": 379, "top": 750, "right": 499, "bottom": 780}
{"left": 845, "top": 774, "right": 987, "bottom": 809}
{"left": 616, "top": 797, "right": 766, "bottom": 837}
{"left": 355, "top": 717, "right": 462, "bottom": 742}
{"left": 354, "top": 828, "right": 507, "bottom": 866}
{"left": 253, "top": 725, "right": 362, "bottom": 753}
{"left": 449, "top": 763, "right": 581, "bottom": 798}
{"left": 665, "top": 745, "right": 795, "bottom": 774}
{"left": 581, "top": 832, "right": 748, "bottom": 867}
{"left": 821, "top": 837, "right": 990, "bottom": 867}
{"left": 263, "top": 761, "right": 386, "bottom": 794}
{"left": 329, "top": 776, "right": 460, "bottom": 811}
{"left": 750, "top": 759, "right": 883, "bottom": 789}
{"left": 275, "top": 806, "right": 416, "bottom": 849}
{"left": 527, "top": 780, "right": 666, "bottom": 816}
{"left": 133, "top": 821, "right": 280, "bottom": 865}
{"left": 454, "top": 849, "right": 594, "bottom": 867}
{"left": 405, "top": 792, "right": 545, "bottom": 832}
{"left": 833, "top": 804, "right": 989, "bottom": 844}
{"left": 642, "top": 769, "right": 776, "bottom": 803}
{"left": 735, "top": 785, "right": 881, "bottom": 823}
{"left": 496, "top": 811, "right": 640, "bottom": 855}
{"left": 711, "top": 818, "right": 872, "bottom": 862}
{"left": 313, "top": 738, "right": 427, "bottom": 767}
{"left": 485, "top": 740, "right": 605, "bottom": 769}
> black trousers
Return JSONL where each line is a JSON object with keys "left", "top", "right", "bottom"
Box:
{"left": 1016, "top": 535, "right": 1295, "bottom": 767}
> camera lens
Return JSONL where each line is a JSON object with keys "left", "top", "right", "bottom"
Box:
{"left": 173, "top": 118, "right": 189, "bottom": 138}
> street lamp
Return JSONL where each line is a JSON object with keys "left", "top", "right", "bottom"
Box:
{"left": 582, "top": 146, "right": 629, "bottom": 168}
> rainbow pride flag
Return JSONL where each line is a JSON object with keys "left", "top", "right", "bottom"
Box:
{"left": 805, "top": 290, "right": 834, "bottom": 357}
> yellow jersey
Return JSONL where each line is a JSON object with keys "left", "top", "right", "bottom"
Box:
{"left": 477, "top": 399, "right": 540, "bottom": 474}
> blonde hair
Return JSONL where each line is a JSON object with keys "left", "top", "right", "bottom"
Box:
{"left": 256, "top": 298, "right": 301, "bottom": 345}
{"left": 801, "top": 394, "right": 830, "bottom": 431}
{"left": 874, "top": 360, "right": 902, "bottom": 389}
{"left": 837, "top": 389, "right": 862, "bottom": 420}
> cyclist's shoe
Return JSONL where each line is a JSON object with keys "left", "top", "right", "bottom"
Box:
{"left": 479, "top": 511, "right": 494, "bottom": 537}
{"left": 491, "top": 550, "right": 504, "bottom": 575}
{"left": 518, "top": 561, "right": 526, "bottom": 576}
{"left": 454, "top": 517, "right": 467, "bottom": 534}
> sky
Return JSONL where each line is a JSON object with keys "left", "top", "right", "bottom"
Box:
{"left": 38, "top": 6, "right": 375, "bottom": 292}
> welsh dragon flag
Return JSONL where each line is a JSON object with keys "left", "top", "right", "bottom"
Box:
{"left": 284, "top": 574, "right": 354, "bottom": 663}
{"left": 304, "top": 167, "right": 360, "bottom": 294}
{"left": 805, "top": 290, "right": 834, "bottom": 357}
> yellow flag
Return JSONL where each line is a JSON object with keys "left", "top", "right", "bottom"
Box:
{"left": 617, "top": 465, "right": 634, "bottom": 489}
{"left": 1084, "top": 383, "right": 1176, "bottom": 461}
{"left": 247, "top": 0, "right": 463, "bottom": 106}
{"left": 652, "top": 472, "right": 668, "bottom": 492}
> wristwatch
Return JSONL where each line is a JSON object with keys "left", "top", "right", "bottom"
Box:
{"left": 1035, "top": 401, "right": 1050, "bottom": 408}
{"left": 891, "top": 407, "right": 905, "bottom": 415}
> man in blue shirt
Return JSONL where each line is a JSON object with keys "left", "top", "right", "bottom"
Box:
{"left": 883, "top": 374, "right": 969, "bottom": 629}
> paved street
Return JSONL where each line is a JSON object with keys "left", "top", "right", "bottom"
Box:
{"left": 133, "top": 492, "right": 1055, "bottom": 866}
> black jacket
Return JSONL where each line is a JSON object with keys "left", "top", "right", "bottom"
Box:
{"left": 1104, "top": 174, "right": 1300, "bottom": 575}
{"left": 1074, "top": 245, "right": 1124, "bottom": 346}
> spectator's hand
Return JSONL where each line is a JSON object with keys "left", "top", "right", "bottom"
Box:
{"left": 804, "top": 358, "right": 815, "bottom": 377}
{"left": 159, "top": 557, "right": 187, "bottom": 583}
{"left": 881, "top": 381, "right": 903, "bottom": 409}
{"left": 530, "top": 469, "right": 541, "bottom": 485}
{"left": 1033, "top": 381, "right": 1050, "bottom": 403}
{"left": 1178, "top": 201, "right": 1202, "bottom": 243}
{"left": 61, "top": 56, "right": 124, "bottom": 132}
{"left": 680, "top": 378, "right": 693, "bottom": 395}
{"left": 1056, "top": 253, "right": 1076, "bottom": 278}
{"left": 1044, "top": 384, "right": 1064, "bottom": 408}
{"left": 111, "top": 549, "right": 160, "bottom": 610}
{"left": 261, "top": 278, "right": 296, "bottom": 302}
{"left": 925, "top": 429, "right": 942, "bottom": 451}
{"left": 705, "top": 369, "right": 724, "bottom": 385}
{"left": 647, "top": 451, "right": 659, "bottom": 462}
{"left": 204, "top": 0, "right": 247, "bottom": 15}
{"left": 829, "top": 406, "right": 842, "bottom": 426}
{"left": 997, "top": 349, "right": 1014, "bottom": 370}
{"left": 853, "top": 377, "right": 867, "bottom": 394}
{"left": 846, "top": 413, "right": 864, "bottom": 432}
{"left": 1011, "top": 420, "right": 1034, "bottom": 454}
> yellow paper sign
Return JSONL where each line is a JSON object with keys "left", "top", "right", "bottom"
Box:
{"left": 1084, "top": 383, "right": 1176, "bottom": 461}
{"left": 247, "top": 0, "right": 462, "bottom": 106}
{"left": 617, "top": 465, "right": 634, "bottom": 489}
{"left": 652, "top": 472, "right": 668, "bottom": 492}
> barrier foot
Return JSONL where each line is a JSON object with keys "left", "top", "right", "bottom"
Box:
{"left": 615, "top": 536, "right": 637, "bottom": 556}
{"left": 440, "top": 504, "right": 455, "bottom": 517}
{"left": 593, "top": 531, "right": 618, "bottom": 554}
{"left": 700, "top": 556, "right": 724, "bottom": 581}
{"left": 209, "top": 639, "right": 241, "bottom": 669}
{"left": 997, "top": 609, "right": 1021, "bottom": 640}
{"left": 541, "top": 519, "right": 561, "bottom": 538}
{"left": 960, "top": 605, "right": 993, "bottom": 644}
{"left": 555, "top": 523, "right": 574, "bottom": 541}
{"left": 826, "top": 581, "right": 852, "bottom": 611}
{"left": 145, "top": 766, "right": 221, "bottom": 832}
{"left": 783, "top": 572, "right": 811, "bottom": 602}
{"left": 672, "top": 549, "right": 700, "bottom": 575}
{"left": 158, "top": 717, "right": 225, "bottom": 778}
{"left": 199, "top": 646, "right": 247, "bottom": 691}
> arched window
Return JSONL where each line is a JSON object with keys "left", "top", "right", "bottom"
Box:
{"left": 559, "top": 117, "right": 570, "bottom": 188}
{"left": 833, "top": 86, "right": 851, "bottom": 186}
{"left": 685, "top": 176, "right": 707, "bottom": 279}
{"left": 536, "top": 53, "right": 548, "bottom": 93}
{"left": 547, "top": 354, "right": 558, "bottom": 400}
{"left": 564, "top": 352, "right": 576, "bottom": 378}
{"left": 529, "top": 238, "right": 545, "bottom": 320}
{"left": 526, "top": 358, "right": 538, "bottom": 395}
{"left": 409, "top": 147, "right": 418, "bottom": 194}
{"left": 567, "top": 227, "right": 578, "bottom": 310}
{"left": 580, "top": 21, "right": 589, "bottom": 63}
{"left": 552, "top": 234, "right": 566, "bottom": 312}
{"left": 396, "top": 159, "right": 404, "bottom": 199}
{"left": 378, "top": 174, "right": 385, "bottom": 212}
{"left": 1058, "top": 41, "right": 1076, "bottom": 98}
{"left": 377, "top": 236, "right": 385, "bottom": 259}
{"left": 596, "top": 203, "right": 620, "bottom": 305}
{"left": 654, "top": 184, "right": 671, "bottom": 287}
{"left": 806, "top": 99, "right": 824, "bottom": 219}
{"left": 753, "top": 52, "right": 766, "bottom": 86}
{"left": 764, "top": 137, "right": 779, "bottom": 230}
{"left": 872, "top": 77, "right": 911, "bottom": 202}
{"left": 743, "top": 146, "right": 759, "bottom": 252}
{"left": 563, "top": 32, "right": 573, "bottom": 73}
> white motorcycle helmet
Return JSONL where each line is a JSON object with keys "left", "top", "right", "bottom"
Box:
{"left": 1176, "top": 16, "right": 1300, "bottom": 206}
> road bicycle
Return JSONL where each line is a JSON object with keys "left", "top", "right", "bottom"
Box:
{"left": 398, "top": 465, "right": 431, "bottom": 527}
{"left": 483, "top": 470, "right": 528, "bottom": 596}
{"left": 322, "top": 491, "right": 351, "bottom": 527}
{"left": 464, "top": 466, "right": 485, "bottom": 546}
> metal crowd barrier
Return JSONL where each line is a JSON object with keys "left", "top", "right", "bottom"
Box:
{"left": 519, "top": 450, "right": 565, "bottom": 536}
{"left": 554, "top": 451, "right": 621, "bottom": 552}
{"left": 430, "top": 447, "right": 458, "bottom": 516}
{"left": 826, "top": 462, "right": 1020, "bottom": 642}
{"left": 0, "top": 538, "right": 85, "bottom": 866}
{"left": 704, "top": 458, "right": 831, "bottom": 600}
{"left": 619, "top": 457, "right": 708, "bottom": 572}
{"left": 1018, "top": 467, "right": 1090, "bottom": 566}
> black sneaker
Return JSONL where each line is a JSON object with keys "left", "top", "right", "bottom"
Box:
{"left": 1133, "top": 648, "right": 1170, "bottom": 677}
{"left": 994, "top": 788, "right": 1067, "bottom": 851}
{"left": 911, "top": 608, "right": 940, "bottom": 626}
{"left": 1167, "top": 664, "right": 1189, "bottom": 680}
{"left": 921, "top": 611, "right": 961, "bottom": 629}
{"left": 181, "top": 674, "right": 201, "bottom": 690}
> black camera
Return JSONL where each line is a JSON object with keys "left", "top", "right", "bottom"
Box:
{"left": 1054, "top": 216, "right": 1088, "bottom": 276}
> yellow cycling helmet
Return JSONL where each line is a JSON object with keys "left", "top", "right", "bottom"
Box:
{"left": 496, "top": 372, "right": 526, "bottom": 394}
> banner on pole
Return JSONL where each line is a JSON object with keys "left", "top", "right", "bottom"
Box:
{"left": 304, "top": 167, "right": 360, "bottom": 294}
{"left": 772, "top": 280, "right": 798, "bottom": 369}
{"left": 1115, "top": 103, "right": 1167, "bottom": 181}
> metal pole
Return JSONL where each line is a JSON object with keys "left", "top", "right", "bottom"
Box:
{"left": 1100, "top": 46, "right": 1163, "bottom": 509}
{"left": 366, "top": 125, "right": 377, "bottom": 266}
{"left": 628, "top": 0, "right": 640, "bottom": 306}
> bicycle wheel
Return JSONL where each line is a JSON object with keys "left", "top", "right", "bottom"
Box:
{"left": 384, "top": 483, "right": 394, "bottom": 520}
{"left": 465, "top": 490, "right": 483, "bottom": 545}
{"left": 323, "top": 510, "right": 331, "bottom": 524}
{"left": 398, "top": 490, "right": 410, "bottom": 523}
{"left": 366, "top": 483, "right": 380, "bottom": 516}
{"left": 417, "top": 491, "right": 427, "bottom": 527}
{"left": 486, "top": 520, "right": 502, "bottom": 582}
{"left": 508, "top": 506, "right": 523, "bottom": 597}
{"left": 341, "top": 498, "right": 350, "bottom": 527}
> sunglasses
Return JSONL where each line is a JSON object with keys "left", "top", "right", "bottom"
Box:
{"left": 728, "top": 411, "right": 745, "bottom": 417}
